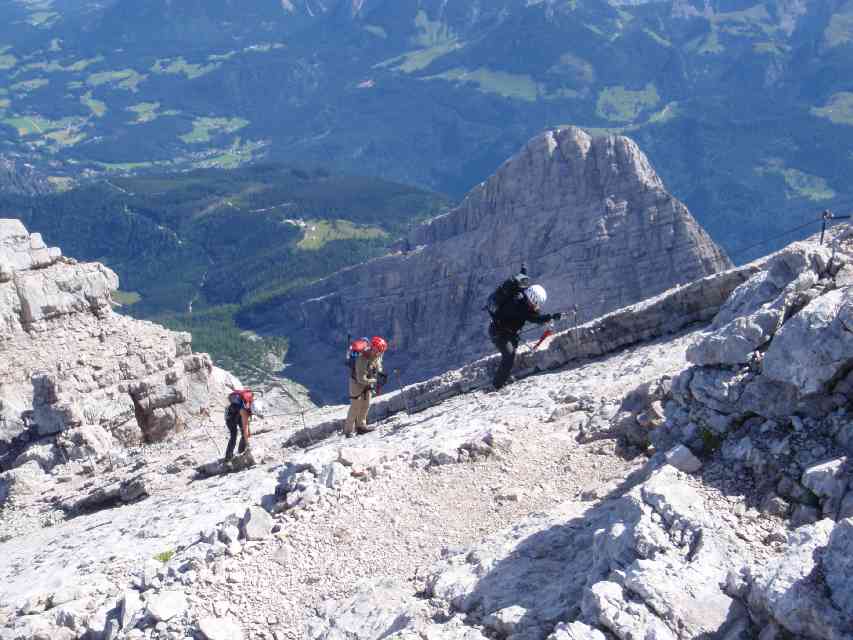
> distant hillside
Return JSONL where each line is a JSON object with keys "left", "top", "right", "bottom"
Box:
{"left": 1, "top": 1, "right": 853, "bottom": 259}
{"left": 0, "top": 164, "right": 448, "bottom": 381}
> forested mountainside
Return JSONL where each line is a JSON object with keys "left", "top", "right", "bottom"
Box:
{"left": 0, "top": 163, "right": 447, "bottom": 381}
{"left": 1, "top": 1, "right": 852, "bottom": 257}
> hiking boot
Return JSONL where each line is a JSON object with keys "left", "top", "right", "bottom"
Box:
{"left": 344, "top": 432, "right": 355, "bottom": 439}
{"left": 356, "top": 426, "right": 375, "bottom": 435}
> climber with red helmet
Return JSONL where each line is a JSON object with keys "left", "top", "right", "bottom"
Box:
{"left": 487, "top": 273, "right": 562, "bottom": 390}
{"left": 224, "top": 389, "right": 254, "bottom": 462}
{"left": 344, "top": 335, "right": 388, "bottom": 437}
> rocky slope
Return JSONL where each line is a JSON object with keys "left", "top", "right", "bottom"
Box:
{"left": 256, "top": 127, "right": 731, "bottom": 400}
{"left": 0, "top": 218, "right": 238, "bottom": 490}
{"left": 8, "top": 224, "right": 853, "bottom": 639}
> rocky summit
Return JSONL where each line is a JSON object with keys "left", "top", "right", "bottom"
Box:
{"left": 253, "top": 126, "right": 731, "bottom": 400}
{"left": 3, "top": 219, "right": 853, "bottom": 639}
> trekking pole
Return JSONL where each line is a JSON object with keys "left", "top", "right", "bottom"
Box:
{"left": 528, "top": 322, "right": 555, "bottom": 353}
{"left": 394, "top": 369, "right": 412, "bottom": 415}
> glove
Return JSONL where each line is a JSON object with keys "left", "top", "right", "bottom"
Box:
{"left": 378, "top": 372, "right": 389, "bottom": 385}
{"left": 550, "top": 312, "right": 563, "bottom": 321}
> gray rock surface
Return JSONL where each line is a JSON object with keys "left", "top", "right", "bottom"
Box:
{"left": 746, "top": 520, "right": 852, "bottom": 639}
{"left": 764, "top": 286, "right": 853, "bottom": 394}
{"left": 0, "top": 219, "right": 237, "bottom": 469}
{"left": 146, "top": 589, "right": 187, "bottom": 622}
{"left": 240, "top": 506, "right": 273, "bottom": 541}
{"left": 687, "top": 243, "right": 832, "bottom": 368}
{"left": 825, "top": 518, "right": 853, "bottom": 619}
{"left": 664, "top": 444, "right": 702, "bottom": 473}
{"left": 260, "top": 127, "right": 731, "bottom": 399}
{"left": 198, "top": 616, "right": 244, "bottom": 640}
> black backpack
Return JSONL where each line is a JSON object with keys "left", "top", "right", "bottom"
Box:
{"left": 485, "top": 273, "right": 529, "bottom": 319}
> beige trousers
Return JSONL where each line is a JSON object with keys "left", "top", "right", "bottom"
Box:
{"left": 344, "top": 384, "right": 371, "bottom": 434}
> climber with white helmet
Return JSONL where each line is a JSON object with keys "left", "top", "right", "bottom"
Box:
{"left": 486, "top": 269, "right": 561, "bottom": 390}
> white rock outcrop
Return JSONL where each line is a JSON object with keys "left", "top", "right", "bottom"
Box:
{"left": 0, "top": 219, "right": 236, "bottom": 495}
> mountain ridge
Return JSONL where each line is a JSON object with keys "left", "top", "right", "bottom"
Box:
{"left": 243, "top": 126, "right": 731, "bottom": 401}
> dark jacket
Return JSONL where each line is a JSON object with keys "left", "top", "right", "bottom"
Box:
{"left": 491, "top": 292, "right": 554, "bottom": 336}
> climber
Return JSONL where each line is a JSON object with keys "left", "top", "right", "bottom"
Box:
{"left": 488, "top": 279, "right": 561, "bottom": 390}
{"left": 344, "top": 335, "right": 388, "bottom": 438}
{"left": 224, "top": 389, "right": 254, "bottom": 462}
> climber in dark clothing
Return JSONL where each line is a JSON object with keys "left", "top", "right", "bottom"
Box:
{"left": 488, "top": 281, "right": 561, "bottom": 390}
{"left": 225, "top": 390, "right": 254, "bottom": 462}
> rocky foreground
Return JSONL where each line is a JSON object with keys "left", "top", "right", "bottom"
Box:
{"left": 3, "top": 228, "right": 853, "bottom": 640}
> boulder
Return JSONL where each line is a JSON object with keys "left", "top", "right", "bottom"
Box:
{"left": 338, "top": 447, "right": 390, "bottom": 474}
{"left": 584, "top": 581, "right": 677, "bottom": 640}
{"left": 0, "top": 461, "right": 47, "bottom": 505}
{"left": 198, "top": 616, "right": 243, "bottom": 640}
{"left": 747, "top": 519, "right": 849, "bottom": 637}
{"left": 764, "top": 287, "right": 853, "bottom": 395}
{"left": 824, "top": 518, "right": 853, "bottom": 618}
{"left": 548, "top": 622, "right": 607, "bottom": 640}
{"left": 57, "top": 425, "right": 116, "bottom": 464}
{"left": 145, "top": 590, "right": 187, "bottom": 622}
{"left": 308, "top": 578, "right": 428, "bottom": 639}
{"left": 687, "top": 306, "right": 783, "bottom": 366}
{"left": 119, "top": 590, "right": 142, "bottom": 630}
{"left": 801, "top": 457, "right": 849, "bottom": 517}
{"left": 664, "top": 444, "right": 702, "bottom": 473}
{"left": 240, "top": 506, "right": 273, "bottom": 541}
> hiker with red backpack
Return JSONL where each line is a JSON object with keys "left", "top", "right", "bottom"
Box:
{"left": 344, "top": 336, "right": 388, "bottom": 438}
{"left": 486, "top": 267, "right": 562, "bottom": 390}
{"left": 224, "top": 389, "right": 255, "bottom": 462}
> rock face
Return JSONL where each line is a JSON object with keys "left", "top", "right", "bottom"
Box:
{"left": 0, "top": 219, "right": 234, "bottom": 480}
{"left": 250, "top": 127, "right": 731, "bottom": 400}
{"left": 304, "top": 229, "right": 853, "bottom": 640}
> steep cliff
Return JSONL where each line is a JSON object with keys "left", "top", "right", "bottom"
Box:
{"left": 253, "top": 127, "right": 731, "bottom": 400}
{"left": 0, "top": 219, "right": 235, "bottom": 472}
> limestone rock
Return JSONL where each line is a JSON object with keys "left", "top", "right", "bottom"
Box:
{"left": 309, "top": 578, "right": 428, "bottom": 639}
{"left": 119, "top": 590, "right": 142, "bottom": 630}
{"left": 198, "top": 616, "right": 243, "bottom": 640}
{"left": 240, "top": 506, "right": 273, "bottom": 541}
{"left": 764, "top": 287, "right": 853, "bottom": 395}
{"left": 824, "top": 518, "right": 853, "bottom": 618}
{"left": 145, "top": 590, "right": 187, "bottom": 622}
{"left": 0, "top": 461, "right": 47, "bottom": 505}
{"left": 664, "top": 444, "right": 702, "bottom": 473}
{"left": 257, "top": 127, "right": 731, "bottom": 400}
{"left": 338, "top": 447, "right": 389, "bottom": 474}
{"left": 0, "top": 220, "right": 234, "bottom": 462}
{"left": 585, "top": 581, "right": 677, "bottom": 640}
{"left": 65, "top": 473, "right": 149, "bottom": 514}
{"left": 801, "top": 457, "right": 849, "bottom": 517}
{"left": 747, "top": 520, "right": 851, "bottom": 638}
{"left": 548, "top": 622, "right": 607, "bottom": 640}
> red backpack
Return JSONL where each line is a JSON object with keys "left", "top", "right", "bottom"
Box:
{"left": 346, "top": 337, "right": 369, "bottom": 377}
{"left": 228, "top": 389, "right": 254, "bottom": 407}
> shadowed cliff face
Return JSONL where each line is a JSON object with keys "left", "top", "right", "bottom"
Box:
{"left": 255, "top": 127, "right": 731, "bottom": 402}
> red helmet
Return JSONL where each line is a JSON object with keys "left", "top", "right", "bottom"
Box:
{"left": 370, "top": 336, "right": 388, "bottom": 353}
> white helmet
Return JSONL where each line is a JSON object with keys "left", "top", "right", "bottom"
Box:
{"left": 524, "top": 284, "right": 547, "bottom": 307}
